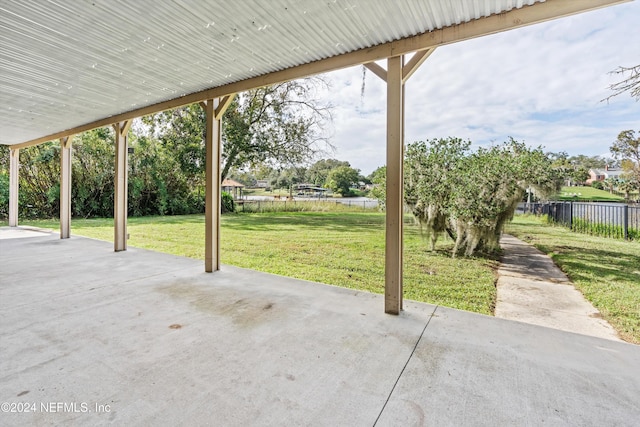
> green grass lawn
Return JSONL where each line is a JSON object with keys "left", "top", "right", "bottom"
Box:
{"left": 506, "top": 215, "right": 640, "bottom": 344}
{"left": 555, "top": 186, "right": 624, "bottom": 202}
{"left": 242, "top": 188, "right": 291, "bottom": 197}
{"left": 15, "top": 212, "right": 499, "bottom": 315}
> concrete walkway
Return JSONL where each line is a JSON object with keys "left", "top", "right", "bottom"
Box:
{"left": 496, "top": 234, "right": 620, "bottom": 341}
{"left": 1, "top": 228, "right": 639, "bottom": 426}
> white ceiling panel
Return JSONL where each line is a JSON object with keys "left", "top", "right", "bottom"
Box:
{"left": 1, "top": 0, "right": 610, "bottom": 146}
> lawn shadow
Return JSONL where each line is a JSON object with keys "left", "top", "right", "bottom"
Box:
{"left": 548, "top": 246, "right": 640, "bottom": 285}
{"left": 222, "top": 212, "right": 387, "bottom": 233}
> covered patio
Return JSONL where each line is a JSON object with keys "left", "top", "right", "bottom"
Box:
{"left": 2, "top": 0, "right": 631, "bottom": 313}
{"left": 2, "top": 1, "right": 639, "bottom": 424}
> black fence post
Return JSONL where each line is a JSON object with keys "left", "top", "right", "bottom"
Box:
{"left": 624, "top": 204, "right": 629, "bottom": 240}
{"left": 569, "top": 201, "right": 574, "bottom": 230}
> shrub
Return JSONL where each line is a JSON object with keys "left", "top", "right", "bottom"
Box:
{"left": 0, "top": 172, "right": 8, "bottom": 219}
{"left": 221, "top": 191, "right": 235, "bottom": 213}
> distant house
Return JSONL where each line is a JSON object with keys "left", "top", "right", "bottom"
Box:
{"left": 255, "top": 179, "right": 269, "bottom": 188}
{"left": 222, "top": 178, "right": 245, "bottom": 199}
{"left": 586, "top": 166, "right": 625, "bottom": 184}
{"left": 356, "top": 181, "right": 374, "bottom": 191}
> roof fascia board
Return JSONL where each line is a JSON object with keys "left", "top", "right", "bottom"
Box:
{"left": 12, "top": 0, "right": 629, "bottom": 149}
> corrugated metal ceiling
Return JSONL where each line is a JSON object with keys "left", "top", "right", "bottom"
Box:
{"left": 1, "top": 0, "right": 542, "bottom": 146}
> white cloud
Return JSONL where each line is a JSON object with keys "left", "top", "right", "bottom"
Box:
{"left": 317, "top": 1, "right": 640, "bottom": 175}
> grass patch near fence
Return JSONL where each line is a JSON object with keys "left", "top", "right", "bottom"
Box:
{"left": 242, "top": 188, "right": 290, "bottom": 197}
{"left": 507, "top": 215, "right": 640, "bottom": 344}
{"left": 572, "top": 217, "right": 640, "bottom": 241}
{"left": 15, "top": 212, "right": 498, "bottom": 315}
{"left": 556, "top": 186, "right": 624, "bottom": 202}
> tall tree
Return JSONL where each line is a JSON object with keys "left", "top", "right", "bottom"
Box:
{"left": 145, "top": 78, "right": 333, "bottom": 183}
{"left": 142, "top": 106, "right": 206, "bottom": 180}
{"left": 271, "top": 166, "right": 307, "bottom": 195}
{"left": 618, "top": 177, "right": 638, "bottom": 200}
{"left": 127, "top": 132, "right": 203, "bottom": 216}
{"left": 603, "top": 177, "right": 619, "bottom": 194}
{"left": 610, "top": 130, "right": 640, "bottom": 187}
{"left": 325, "top": 165, "right": 360, "bottom": 196}
{"left": 548, "top": 152, "right": 591, "bottom": 186}
{"left": 222, "top": 78, "right": 333, "bottom": 181}
{"left": 9, "top": 141, "right": 61, "bottom": 219}
{"left": 405, "top": 138, "right": 469, "bottom": 250}
{"left": 306, "top": 159, "right": 350, "bottom": 186}
{"left": 72, "top": 128, "right": 116, "bottom": 218}
{"left": 568, "top": 154, "right": 611, "bottom": 170}
{"left": 367, "top": 166, "right": 386, "bottom": 208}
{"left": 404, "top": 138, "right": 560, "bottom": 256}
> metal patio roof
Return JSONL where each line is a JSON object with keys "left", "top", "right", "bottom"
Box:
{"left": 0, "top": 0, "right": 628, "bottom": 148}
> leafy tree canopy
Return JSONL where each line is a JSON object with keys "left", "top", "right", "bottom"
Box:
{"left": 142, "top": 78, "right": 333, "bottom": 183}
{"left": 325, "top": 165, "right": 360, "bottom": 196}
{"left": 307, "top": 159, "right": 350, "bottom": 186}
{"left": 403, "top": 137, "right": 561, "bottom": 256}
{"left": 367, "top": 166, "right": 386, "bottom": 208}
{"left": 611, "top": 129, "right": 640, "bottom": 190}
{"left": 548, "top": 152, "right": 599, "bottom": 185}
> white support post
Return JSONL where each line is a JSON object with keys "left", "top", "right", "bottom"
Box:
{"left": 113, "top": 121, "right": 131, "bottom": 252}
{"left": 385, "top": 56, "right": 404, "bottom": 315}
{"left": 400, "top": 61, "right": 406, "bottom": 312}
{"left": 203, "top": 95, "right": 234, "bottom": 272}
{"left": 366, "top": 51, "right": 436, "bottom": 314}
{"left": 9, "top": 148, "right": 19, "bottom": 227}
{"left": 60, "top": 136, "right": 73, "bottom": 239}
{"left": 204, "top": 99, "right": 221, "bottom": 272}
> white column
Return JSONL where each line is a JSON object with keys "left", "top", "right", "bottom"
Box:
{"left": 9, "top": 148, "right": 19, "bottom": 227}
{"left": 114, "top": 121, "right": 130, "bottom": 252}
{"left": 60, "top": 137, "right": 73, "bottom": 238}
{"left": 204, "top": 99, "right": 222, "bottom": 272}
{"left": 385, "top": 56, "right": 404, "bottom": 314}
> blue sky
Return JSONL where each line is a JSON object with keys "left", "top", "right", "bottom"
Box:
{"left": 318, "top": 1, "right": 639, "bottom": 175}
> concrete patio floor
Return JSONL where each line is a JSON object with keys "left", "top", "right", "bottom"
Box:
{"left": 1, "top": 228, "right": 639, "bottom": 426}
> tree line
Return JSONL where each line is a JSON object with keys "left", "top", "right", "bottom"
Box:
{"left": 0, "top": 78, "right": 339, "bottom": 219}
{"left": 0, "top": 126, "right": 367, "bottom": 219}
{"left": 1, "top": 128, "right": 638, "bottom": 222}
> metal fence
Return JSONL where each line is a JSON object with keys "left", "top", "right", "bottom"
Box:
{"left": 518, "top": 202, "right": 640, "bottom": 240}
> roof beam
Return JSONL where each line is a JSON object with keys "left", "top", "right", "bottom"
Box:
{"left": 11, "top": 0, "right": 628, "bottom": 149}
{"left": 364, "top": 62, "right": 387, "bottom": 82}
{"left": 364, "top": 47, "right": 437, "bottom": 83}
{"left": 402, "top": 48, "right": 436, "bottom": 84}
{"left": 214, "top": 94, "right": 235, "bottom": 120}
